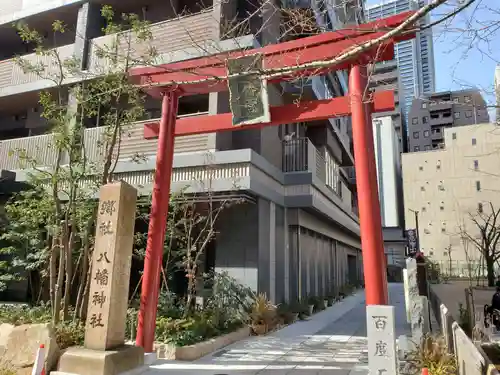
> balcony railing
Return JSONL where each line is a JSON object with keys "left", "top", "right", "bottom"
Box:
{"left": 282, "top": 137, "right": 343, "bottom": 197}
{"left": 0, "top": 44, "right": 75, "bottom": 95}
{"left": 88, "top": 10, "right": 217, "bottom": 73}
{"left": 0, "top": 112, "right": 211, "bottom": 171}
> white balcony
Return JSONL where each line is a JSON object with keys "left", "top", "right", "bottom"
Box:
{"left": 88, "top": 10, "right": 218, "bottom": 73}
{"left": 0, "top": 112, "right": 212, "bottom": 171}
{"left": 0, "top": 44, "right": 75, "bottom": 97}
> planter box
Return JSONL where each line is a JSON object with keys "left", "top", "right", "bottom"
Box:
{"left": 155, "top": 326, "right": 251, "bottom": 361}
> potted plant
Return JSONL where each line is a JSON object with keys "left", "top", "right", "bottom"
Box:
{"left": 278, "top": 303, "right": 299, "bottom": 325}
{"left": 306, "top": 296, "right": 316, "bottom": 315}
{"left": 327, "top": 295, "right": 335, "bottom": 307}
{"left": 323, "top": 297, "right": 329, "bottom": 309}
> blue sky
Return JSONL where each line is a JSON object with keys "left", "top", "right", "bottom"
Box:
{"left": 366, "top": 0, "right": 500, "bottom": 110}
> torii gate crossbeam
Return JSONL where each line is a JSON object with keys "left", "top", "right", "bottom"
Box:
{"left": 129, "top": 12, "right": 417, "bottom": 353}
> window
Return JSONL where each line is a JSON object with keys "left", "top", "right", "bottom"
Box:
{"left": 423, "top": 116, "right": 429, "bottom": 124}
{"left": 421, "top": 186, "right": 425, "bottom": 191}
{"left": 472, "top": 138, "right": 477, "bottom": 145}
{"left": 453, "top": 97, "right": 459, "bottom": 103}
{"left": 464, "top": 95, "right": 471, "bottom": 103}
{"left": 422, "top": 207, "right": 426, "bottom": 212}
{"left": 474, "top": 160, "right": 479, "bottom": 170}
{"left": 412, "top": 117, "right": 418, "bottom": 125}
{"left": 413, "top": 131, "right": 420, "bottom": 139}
{"left": 452, "top": 132, "right": 457, "bottom": 140}
{"left": 440, "top": 206, "right": 444, "bottom": 211}
{"left": 436, "top": 164, "right": 441, "bottom": 170}
{"left": 422, "top": 102, "right": 427, "bottom": 109}
{"left": 478, "top": 203, "right": 483, "bottom": 213}
{"left": 465, "top": 110, "right": 473, "bottom": 118}
{"left": 424, "top": 130, "right": 430, "bottom": 137}
{"left": 414, "top": 146, "right": 420, "bottom": 151}
{"left": 476, "top": 180, "right": 481, "bottom": 191}
{"left": 429, "top": 251, "right": 434, "bottom": 256}
{"left": 441, "top": 228, "right": 446, "bottom": 233}
{"left": 424, "top": 228, "right": 430, "bottom": 234}
{"left": 419, "top": 166, "right": 424, "bottom": 171}
{"left": 424, "top": 145, "right": 431, "bottom": 151}
{"left": 454, "top": 112, "right": 460, "bottom": 119}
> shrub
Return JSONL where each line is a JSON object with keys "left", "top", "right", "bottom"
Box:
{"left": 54, "top": 321, "right": 85, "bottom": 349}
{"left": 289, "top": 300, "right": 309, "bottom": 320}
{"left": 250, "top": 294, "right": 278, "bottom": 334}
{"left": 406, "top": 334, "right": 456, "bottom": 375}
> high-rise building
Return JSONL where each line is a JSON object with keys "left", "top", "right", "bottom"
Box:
{"left": 0, "top": 0, "right": 364, "bottom": 302}
{"left": 407, "top": 89, "right": 489, "bottom": 152}
{"left": 366, "top": 0, "right": 436, "bottom": 122}
{"left": 368, "top": 59, "right": 408, "bottom": 152}
{"left": 402, "top": 123, "right": 500, "bottom": 276}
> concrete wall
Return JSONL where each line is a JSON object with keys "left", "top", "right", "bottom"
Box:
{"left": 403, "top": 123, "right": 500, "bottom": 270}
{"left": 215, "top": 199, "right": 361, "bottom": 303}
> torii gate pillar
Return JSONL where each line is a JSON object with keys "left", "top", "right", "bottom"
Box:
{"left": 349, "top": 65, "right": 388, "bottom": 305}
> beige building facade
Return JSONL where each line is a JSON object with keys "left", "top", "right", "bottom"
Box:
{"left": 402, "top": 123, "right": 500, "bottom": 276}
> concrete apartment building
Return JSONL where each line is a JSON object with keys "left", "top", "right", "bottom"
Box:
{"left": 402, "top": 123, "right": 500, "bottom": 276}
{"left": 0, "top": 0, "right": 364, "bottom": 302}
{"left": 407, "top": 89, "right": 489, "bottom": 152}
{"left": 366, "top": 0, "right": 436, "bottom": 122}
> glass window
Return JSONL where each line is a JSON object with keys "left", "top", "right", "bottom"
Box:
{"left": 414, "top": 146, "right": 420, "bottom": 151}
{"left": 478, "top": 203, "right": 483, "bottom": 213}
{"left": 423, "top": 116, "right": 428, "bottom": 124}
{"left": 476, "top": 180, "right": 481, "bottom": 191}
{"left": 454, "top": 112, "right": 460, "bottom": 119}
{"left": 465, "top": 110, "right": 473, "bottom": 118}
{"left": 452, "top": 132, "right": 457, "bottom": 140}
{"left": 422, "top": 102, "right": 427, "bottom": 109}
{"left": 420, "top": 186, "right": 425, "bottom": 191}
{"left": 472, "top": 138, "right": 477, "bottom": 145}
{"left": 413, "top": 131, "right": 419, "bottom": 139}
{"left": 474, "top": 160, "right": 479, "bottom": 170}
{"left": 464, "top": 95, "right": 471, "bottom": 103}
{"left": 453, "top": 97, "right": 459, "bottom": 103}
{"left": 424, "top": 145, "right": 431, "bottom": 151}
{"left": 412, "top": 117, "right": 418, "bottom": 124}
{"left": 424, "top": 130, "right": 430, "bottom": 137}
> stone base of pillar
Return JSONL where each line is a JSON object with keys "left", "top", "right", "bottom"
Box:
{"left": 56, "top": 345, "right": 144, "bottom": 375}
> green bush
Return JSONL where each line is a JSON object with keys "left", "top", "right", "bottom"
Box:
{"left": 0, "top": 304, "right": 85, "bottom": 349}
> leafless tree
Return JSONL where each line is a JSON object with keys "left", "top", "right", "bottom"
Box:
{"left": 459, "top": 202, "right": 500, "bottom": 287}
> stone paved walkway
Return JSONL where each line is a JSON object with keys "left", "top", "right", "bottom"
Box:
{"left": 136, "top": 284, "right": 409, "bottom": 375}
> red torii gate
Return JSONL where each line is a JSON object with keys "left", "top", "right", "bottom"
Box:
{"left": 129, "top": 12, "right": 417, "bottom": 352}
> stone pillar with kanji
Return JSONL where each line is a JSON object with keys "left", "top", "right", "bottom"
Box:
{"left": 57, "top": 181, "right": 144, "bottom": 375}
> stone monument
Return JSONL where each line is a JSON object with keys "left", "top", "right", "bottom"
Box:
{"left": 57, "top": 182, "right": 144, "bottom": 375}
{"left": 366, "top": 305, "right": 398, "bottom": 375}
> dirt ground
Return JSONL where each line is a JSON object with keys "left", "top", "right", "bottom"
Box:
{"left": 431, "top": 280, "right": 496, "bottom": 321}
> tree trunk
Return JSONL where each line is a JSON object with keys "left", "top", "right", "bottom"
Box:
{"left": 75, "top": 230, "right": 91, "bottom": 321}
{"left": 63, "top": 230, "right": 74, "bottom": 321}
{"left": 487, "top": 256, "right": 495, "bottom": 287}
{"left": 53, "top": 238, "right": 65, "bottom": 325}
{"left": 49, "top": 237, "right": 57, "bottom": 310}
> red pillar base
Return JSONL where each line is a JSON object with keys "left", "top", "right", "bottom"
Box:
{"left": 136, "top": 90, "right": 179, "bottom": 352}
{"left": 349, "top": 64, "right": 388, "bottom": 306}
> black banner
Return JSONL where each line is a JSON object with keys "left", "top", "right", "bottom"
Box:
{"left": 406, "top": 229, "right": 419, "bottom": 256}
